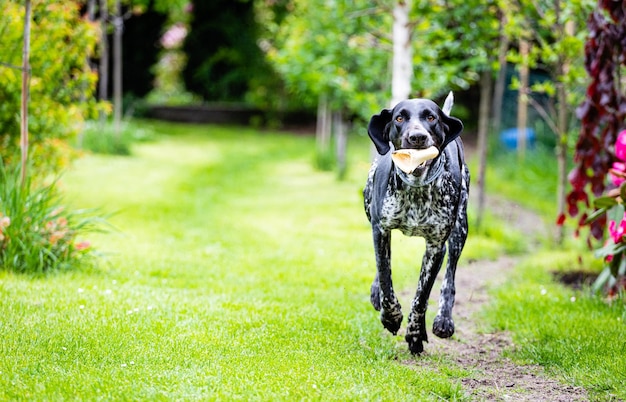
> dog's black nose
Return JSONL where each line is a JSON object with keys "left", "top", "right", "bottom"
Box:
{"left": 407, "top": 131, "right": 428, "bottom": 146}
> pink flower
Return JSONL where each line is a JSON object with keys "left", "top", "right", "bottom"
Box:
{"left": 74, "top": 241, "right": 91, "bottom": 251}
{"left": 610, "top": 162, "right": 626, "bottom": 186}
{"left": 0, "top": 216, "right": 10, "bottom": 229}
{"left": 608, "top": 212, "right": 626, "bottom": 243}
{"left": 49, "top": 230, "right": 68, "bottom": 246}
{"left": 161, "top": 24, "right": 187, "bottom": 49}
{"left": 615, "top": 130, "right": 626, "bottom": 161}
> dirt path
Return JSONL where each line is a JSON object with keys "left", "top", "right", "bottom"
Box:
{"left": 404, "top": 195, "right": 589, "bottom": 401}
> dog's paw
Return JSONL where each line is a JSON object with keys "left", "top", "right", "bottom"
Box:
{"left": 380, "top": 304, "right": 403, "bottom": 335}
{"left": 405, "top": 320, "right": 429, "bottom": 355}
{"left": 370, "top": 282, "right": 381, "bottom": 311}
{"left": 432, "top": 315, "right": 455, "bottom": 339}
{"left": 406, "top": 335, "right": 424, "bottom": 355}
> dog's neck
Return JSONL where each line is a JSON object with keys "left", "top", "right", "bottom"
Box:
{"left": 394, "top": 152, "right": 446, "bottom": 188}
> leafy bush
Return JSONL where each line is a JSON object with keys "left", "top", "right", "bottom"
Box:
{"left": 0, "top": 1, "right": 102, "bottom": 177}
{"left": 566, "top": 2, "right": 626, "bottom": 240}
{"left": 0, "top": 164, "right": 107, "bottom": 273}
{"left": 81, "top": 123, "right": 132, "bottom": 156}
{"left": 182, "top": 0, "right": 279, "bottom": 103}
{"left": 586, "top": 130, "right": 626, "bottom": 295}
{"left": 565, "top": 2, "right": 626, "bottom": 295}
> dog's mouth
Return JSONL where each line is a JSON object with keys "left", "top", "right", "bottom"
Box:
{"left": 391, "top": 146, "right": 440, "bottom": 175}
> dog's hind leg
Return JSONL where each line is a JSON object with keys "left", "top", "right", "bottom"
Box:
{"left": 433, "top": 189, "right": 469, "bottom": 339}
{"left": 371, "top": 227, "right": 403, "bottom": 335}
{"left": 405, "top": 242, "right": 447, "bottom": 354}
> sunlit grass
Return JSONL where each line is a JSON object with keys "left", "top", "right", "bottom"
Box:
{"left": 1, "top": 121, "right": 473, "bottom": 400}
{"left": 484, "top": 251, "right": 626, "bottom": 400}
{"left": 4, "top": 120, "right": 606, "bottom": 400}
{"left": 481, "top": 143, "right": 626, "bottom": 400}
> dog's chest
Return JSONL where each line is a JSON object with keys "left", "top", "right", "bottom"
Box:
{"left": 379, "top": 176, "right": 457, "bottom": 238}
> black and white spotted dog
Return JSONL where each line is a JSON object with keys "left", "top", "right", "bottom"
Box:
{"left": 363, "top": 93, "right": 469, "bottom": 354}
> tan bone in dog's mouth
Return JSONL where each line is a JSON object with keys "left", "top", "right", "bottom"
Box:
{"left": 391, "top": 146, "right": 440, "bottom": 174}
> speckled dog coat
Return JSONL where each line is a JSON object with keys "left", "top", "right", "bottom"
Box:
{"left": 363, "top": 94, "right": 469, "bottom": 354}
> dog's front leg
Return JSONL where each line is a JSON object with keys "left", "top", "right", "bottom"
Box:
{"left": 434, "top": 189, "right": 469, "bottom": 339}
{"left": 371, "top": 226, "right": 403, "bottom": 335}
{"left": 405, "top": 242, "right": 446, "bottom": 354}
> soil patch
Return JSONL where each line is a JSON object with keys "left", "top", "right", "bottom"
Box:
{"left": 399, "top": 195, "right": 589, "bottom": 401}
{"left": 552, "top": 270, "right": 598, "bottom": 290}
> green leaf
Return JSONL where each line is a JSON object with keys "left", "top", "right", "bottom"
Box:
{"left": 610, "top": 252, "right": 626, "bottom": 277}
{"left": 619, "top": 256, "right": 626, "bottom": 276}
{"left": 585, "top": 208, "right": 607, "bottom": 224}
{"left": 594, "top": 242, "right": 620, "bottom": 258}
{"left": 607, "top": 203, "right": 625, "bottom": 224}
{"left": 592, "top": 267, "right": 613, "bottom": 293}
{"left": 594, "top": 196, "right": 619, "bottom": 209}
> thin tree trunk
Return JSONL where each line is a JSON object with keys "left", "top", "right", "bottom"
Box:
{"left": 491, "top": 10, "right": 509, "bottom": 138}
{"left": 373, "top": 0, "right": 413, "bottom": 160}
{"left": 334, "top": 110, "right": 348, "bottom": 180}
{"left": 555, "top": 20, "right": 575, "bottom": 245}
{"left": 20, "top": 0, "right": 32, "bottom": 187}
{"left": 87, "top": 0, "right": 96, "bottom": 19}
{"left": 316, "top": 93, "right": 332, "bottom": 169}
{"left": 476, "top": 69, "right": 493, "bottom": 229}
{"left": 113, "top": 0, "right": 123, "bottom": 136}
{"left": 516, "top": 39, "right": 530, "bottom": 161}
{"left": 390, "top": 0, "right": 412, "bottom": 107}
{"left": 77, "top": 0, "right": 98, "bottom": 149}
{"left": 99, "top": 0, "right": 109, "bottom": 122}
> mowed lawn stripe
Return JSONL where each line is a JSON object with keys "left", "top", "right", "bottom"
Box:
{"left": 0, "top": 122, "right": 464, "bottom": 400}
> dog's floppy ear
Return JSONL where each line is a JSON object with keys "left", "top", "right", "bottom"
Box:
{"left": 440, "top": 113, "right": 464, "bottom": 149}
{"left": 368, "top": 108, "right": 393, "bottom": 155}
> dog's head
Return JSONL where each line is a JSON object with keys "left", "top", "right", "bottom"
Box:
{"left": 367, "top": 97, "right": 463, "bottom": 157}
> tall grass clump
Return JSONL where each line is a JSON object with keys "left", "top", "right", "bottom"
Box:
{"left": 80, "top": 120, "right": 156, "bottom": 156}
{"left": 0, "top": 163, "right": 107, "bottom": 273}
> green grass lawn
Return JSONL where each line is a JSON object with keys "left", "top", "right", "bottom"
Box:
{"left": 2, "top": 120, "right": 624, "bottom": 400}
{"left": 482, "top": 145, "right": 626, "bottom": 400}
{"left": 485, "top": 251, "right": 626, "bottom": 400}
{"left": 1, "top": 122, "right": 475, "bottom": 400}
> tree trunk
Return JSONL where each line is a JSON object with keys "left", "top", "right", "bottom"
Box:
{"left": 99, "top": 0, "right": 109, "bottom": 120}
{"left": 316, "top": 93, "right": 332, "bottom": 170}
{"left": 476, "top": 69, "right": 493, "bottom": 229}
{"left": 20, "top": 0, "right": 32, "bottom": 187}
{"left": 555, "top": 20, "right": 575, "bottom": 245}
{"left": 491, "top": 10, "right": 509, "bottom": 138}
{"left": 334, "top": 110, "right": 348, "bottom": 180}
{"left": 390, "top": 0, "right": 412, "bottom": 107}
{"left": 113, "top": 0, "right": 123, "bottom": 136}
{"left": 516, "top": 39, "right": 530, "bottom": 161}
{"left": 77, "top": 0, "right": 98, "bottom": 149}
{"left": 87, "top": 0, "right": 96, "bottom": 19}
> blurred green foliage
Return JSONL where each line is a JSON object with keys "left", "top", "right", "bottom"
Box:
{"left": 0, "top": 1, "right": 104, "bottom": 177}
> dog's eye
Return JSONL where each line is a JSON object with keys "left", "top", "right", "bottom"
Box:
{"left": 426, "top": 115, "right": 436, "bottom": 122}
{"left": 395, "top": 116, "right": 404, "bottom": 123}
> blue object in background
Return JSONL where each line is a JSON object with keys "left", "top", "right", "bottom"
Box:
{"left": 500, "top": 128, "right": 536, "bottom": 150}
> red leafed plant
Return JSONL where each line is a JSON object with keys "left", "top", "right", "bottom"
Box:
{"left": 565, "top": 0, "right": 626, "bottom": 293}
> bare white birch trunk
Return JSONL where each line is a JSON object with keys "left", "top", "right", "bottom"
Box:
{"left": 390, "top": 0, "right": 412, "bottom": 107}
